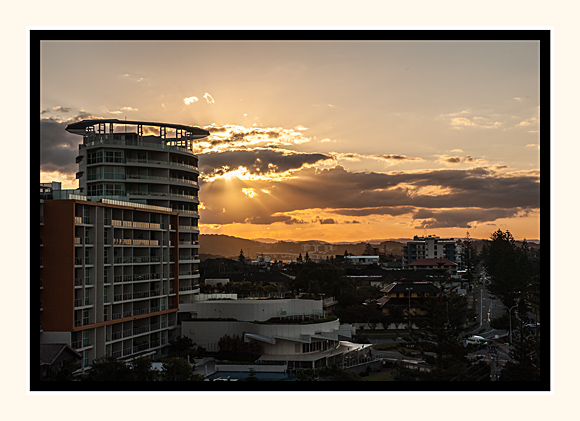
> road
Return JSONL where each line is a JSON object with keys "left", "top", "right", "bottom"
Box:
{"left": 465, "top": 277, "right": 509, "bottom": 343}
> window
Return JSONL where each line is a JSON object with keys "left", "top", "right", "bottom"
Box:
{"left": 83, "top": 350, "right": 89, "bottom": 367}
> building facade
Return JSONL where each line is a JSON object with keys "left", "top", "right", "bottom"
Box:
{"left": 180, "top": 298, "right": 367, "bottom": 370}
{"left": 40, "top": 198, "right": 185, "bottom": 369}
{"left": 40, "top": 119, "right": 209, "bottom": 370}
{"left": 69, "top": 119, "right": 208, "bottom": 305}
{"left": 402, "top": 235, "right": 457, "bottom": 268}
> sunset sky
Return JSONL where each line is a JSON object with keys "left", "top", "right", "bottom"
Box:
{"left": 39, "top": 37, "right": 541, "bottom": 243}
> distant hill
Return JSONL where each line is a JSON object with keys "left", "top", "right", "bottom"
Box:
{"left": 199, "top": 234, "right": 406, "bottom": 260}
{"left": 198, "top": 234, "right": 539, "bottom": 261}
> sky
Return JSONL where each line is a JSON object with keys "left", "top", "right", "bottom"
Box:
{"left": 39, "top": 38, "right": 541, "bottom": 243}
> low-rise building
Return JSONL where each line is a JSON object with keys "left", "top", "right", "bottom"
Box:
{"left": 180, "top": 298, "right": 370, "bottom": 370}
{"left": 345, "top": 255, "right": 380, "bottom": 265}
{"left": 377, "top": 281, "right": 441, "bottom": 316}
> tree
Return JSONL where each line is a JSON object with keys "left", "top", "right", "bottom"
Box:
{"left": 168, "top": 335, "right": 197, "bottom": 360}
{"left": 481, "top": 229, "right": 523, "bottom": 308}
{"left": 161, "top": 357, "right": 203, "bottom": 381}
{"left": 84, "top": 356, "right": 134, "bottom": 381}
{"left": 363, "top": 243, "right": 376, "bottom": 256}
{"left": 414, "top": 294, "right": 481, "bottom": 381}
{"left": 238, "top": 249, "right": 246, "bottom": 263}
{"left": 297, "top": 253, "right": 303, "bottom": 263}
{"left": 131, "top": 356, "right": 158, "bottom": 381}
{"left": 499, "top": 299, "right": 540, "bottom": 381}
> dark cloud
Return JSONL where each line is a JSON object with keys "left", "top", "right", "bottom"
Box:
{"left": 244, "top": 214, "right": 294, "bottom": 225}
{"left": 375, "top": 154, "right": 421, "bottom": 161}
{"left": 200, "top": 165, "right": 539, "bottom": 226}
{"left": 313, "top": 217, "right": 336, "bottom": 225}
{"left": 198, "top": 150, "right": 331, "bottom": 177}
{"left": 443, "top": 156, "right": 462, "bottom": 164}
{"left": 411, "top": 208, "right": 522, "bottom": 229}
{"left": 40, "top": 118, "right": 84, "bottom": 173}
{"left": 331, "top": 206, "right": 415, "bottom": 217}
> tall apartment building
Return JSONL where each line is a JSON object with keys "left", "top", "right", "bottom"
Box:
{"left": 401, "top": 235, "right": 457, "bottom": 269}
{"left": 70, "top": 119, "right": 208, "bottom": 305}
{"left": 40, "top": 119, "right": 210, "bottom": 370}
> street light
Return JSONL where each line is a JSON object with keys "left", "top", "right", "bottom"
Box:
{"left": 496, "top": 304, "right": 517, "bottom": 344}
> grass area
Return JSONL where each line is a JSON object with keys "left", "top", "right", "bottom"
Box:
{"left": 360, "top": 369, "right": 397, "bottom": 381}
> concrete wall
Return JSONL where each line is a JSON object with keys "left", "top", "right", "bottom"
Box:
{"left": 192, "top": 299, "right": 323, "bottom": 321}
{"left": 182, "top": 318, "right": 341, "bottom": 355}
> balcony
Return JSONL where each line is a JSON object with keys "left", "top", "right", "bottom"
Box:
{"left": 112, "top": 239, "right": 159, "bottom": 246}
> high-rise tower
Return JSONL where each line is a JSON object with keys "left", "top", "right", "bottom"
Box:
{"left": 68, "top": 119, "right": 209, "bottom": 305}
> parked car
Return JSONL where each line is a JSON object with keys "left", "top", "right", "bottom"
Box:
{"left": 464, "top": 335, "right": 488, "bottom": 346}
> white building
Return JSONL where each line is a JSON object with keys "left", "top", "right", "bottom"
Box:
{"left": 181, "top": 298, "right": 370, "bottom": 370}
{"left": 345, "top": 255, "right": 380, "bottom": 265}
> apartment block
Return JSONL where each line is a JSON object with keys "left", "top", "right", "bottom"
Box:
{"left": 40, "top": 198, "right": 185, "bottom": 369}
{"left": 39, "top": 119, "right": 209, "bottom": 370}
{"left": 401, "top": 235, "right": 457, "bottom": 269}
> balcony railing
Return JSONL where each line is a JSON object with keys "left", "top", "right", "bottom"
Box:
{"left": 113, "top": 239, "right": 159, "bottom": 246}
{"left": 113, "top": 272, "right": 162, "bottom": 284}
{"left": 170, "top": 177, "right": 198, "bottom": 186}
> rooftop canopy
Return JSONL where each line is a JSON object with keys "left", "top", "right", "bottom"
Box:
{"left": 65, "top": 119, "right": 210, "bottom": 137}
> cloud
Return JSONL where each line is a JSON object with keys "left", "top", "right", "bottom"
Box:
{"left": 313, "top": 216, "right": 337, "bottom": 225}
{"left": 197, "top": 124, "right": 313, "bottom": 154}
{"left": 411, "top": 208, "right": 524, "bottom": 229}
{"left": 41, "top": 106, "right": 71, "bottom": 115}
{"left": 203, "top": 93, "right": 215, "bottom": 104}
{"left": 184, "top": 96, "right": 199, "bottom": 105}
{"left": 436, "top": 155, "right": 462, "bottom": 165}
{"left": 450, "top": 117, "right": 476, "bottom": 127}
{"left": 40, "top": 116, "right": 87, "bottom": 173}
{"left": 331, "top": 206, "right": 415, "bottom": 217}
{"left": 103, "top": 106, "right": 139, "bottom": 115}
{"left": 525, "top": 143, "right": 540, "bottom": 150}
{"left": 198, "top": 149, "right": 332, "bottom": 181}
{"left": 374, "top": 154, "right": 423, "bottom": 162}
{"left": 200, "top": 164, "right": 540, "bottom": 226}
{"left": 242, "top": 188, "right": 258, "bottom": 198}
{"left": 243, "top": 214, "right": 307, "bottom": 225}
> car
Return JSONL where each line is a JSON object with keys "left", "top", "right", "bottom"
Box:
{"left": 464, "top": 335, "right": 488, "bottom": 346}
